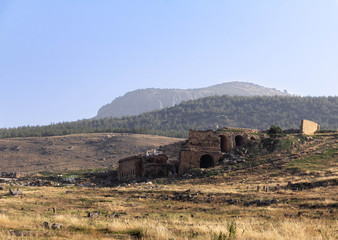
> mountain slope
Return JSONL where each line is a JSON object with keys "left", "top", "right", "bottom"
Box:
{"left": 96, "top": 82, "right": 288, "bottom": 118}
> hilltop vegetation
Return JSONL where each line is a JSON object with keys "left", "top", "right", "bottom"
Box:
{"left": 0, "top": 96, "right": 337, "bottom": 139}
{"left": 96, "top": 82, "right": 288, "bottom": 119}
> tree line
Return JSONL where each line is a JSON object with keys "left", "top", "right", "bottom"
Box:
{"left": 0, "top": 96, "right": 337, "bottom": 139}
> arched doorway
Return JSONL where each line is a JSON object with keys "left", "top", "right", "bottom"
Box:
{"left": 220, "top": 135, "right": 230, "bottom": 152}
{"left": 235, "top": 135, "right": 245, "bottom": 146}
{"left": 200, "top": 154, "right": 214, "bottom": 168}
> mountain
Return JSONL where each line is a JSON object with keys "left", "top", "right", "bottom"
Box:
{"left": 95, "top": 82, "right": 289, "bottom": 119}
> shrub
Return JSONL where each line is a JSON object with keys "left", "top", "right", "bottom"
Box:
{"left": 268, "top": 125, "right": 283, "bottom": 137}
{"left": 210, "top": 221, "right": 237, "bottom": 240}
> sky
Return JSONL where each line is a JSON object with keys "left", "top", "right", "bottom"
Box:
{"left": 0, "top": 0, "right": 337, "bottom": 128}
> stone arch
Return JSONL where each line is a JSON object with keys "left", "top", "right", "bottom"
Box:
{"left": 220, "top": 135, "right": 230, "bottom": 152}
{"left": 235, "top": 135, "right": 245, "bottom": 146}
{"left": 200, "top": 154, "right": 214, "bottom": 168}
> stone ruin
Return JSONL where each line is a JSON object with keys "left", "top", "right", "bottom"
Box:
{"left": 1, "top": 172, "right": 26, "bottom": 179}
{"left": 118, "top": 153, "right": 177, "bottom": 181}
{"left": 178, "top": 128, "right": 259, "bottom": 173}
{"left": 300, "top": 119, "right": 320, "bottom": 135}
{"left": 118, "top": 127, "right": 259, "bottom": 181}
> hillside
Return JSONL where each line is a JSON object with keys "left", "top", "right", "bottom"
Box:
{"left": 96, "top": 82, "right": 288, "bottom": 118}
{"left": 0, "top": 133, "right": 183, "bottom": 173}
{"left": 0, "top": 96, "right": 337, "bottom": 139}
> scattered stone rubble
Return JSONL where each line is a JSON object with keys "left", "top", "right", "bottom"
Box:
{"left": 284, "top": 179, "right": 337, "bottom": 191}
{"left": 220, "top": 152, "right": 245, "bottom": 165}
{"left": 9, "top": 188, "right": 23, "bottom": 196}
{"left": 43, "top": 222, "right": 63, "bottom": 230}
{"left": 244, "top": 199, "right": 278, "bottom": 207}
{"left": 28, "top": 179, "right": 54, "bottom": 187}
{"left": 1, "top": 171, "right": 26, "bottom": 178}
{"left": 9, "top": 230, "right": 32, "bottom": 237}
{"left": 105, "top": 211, "right": 127, "bottom": 218}
{"left": 88, "top": 211, "right": 101, "bottom": 218}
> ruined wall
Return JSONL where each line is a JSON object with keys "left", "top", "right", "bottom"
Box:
{"left": 179, "top": 128, "right": 258, "bottom": 173}
{"left": 144, "top": 154, "right": 168, "bottom": 164}
{"left": 143, "top": 154, "right": 174, "bottom": 178}
{"left": 187, "top": 130, "right": 221, "bottom": 151}
{"left": 300, "top": 119, "right": 319, "bottom": 135}
{"left": 144, "top": 164, "right": 174, "bottom": 178}
{"left": 179, "top": 150, "right": 222, "bottom": 173}
{"left": 1, "top": 172, "right": 26, "bottom": 178}
{"left": 118, "top": 156, "right": 143, "bottom": 181}
{"left": 218, "top": 132, "right": 247, "bottom": 152}
{"left": 119, "top": 128, "right": 260, "bottom": 178}
{"left": 118, "top": 154, "right": 174, "bottom": 181}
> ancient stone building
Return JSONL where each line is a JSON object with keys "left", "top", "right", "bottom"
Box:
{"left": 118, "top": 154, "right": 176, "bottom": 181}
{"left": 300, "top": 119, "right": 320, "bottom": 135}
{"left": 118, "top": 127, "right": 259, "bottom": 180}
{"left": 178, "top": 128, "right": 258, "bottom": 173}
{"left": 117, "top": 156, "right": 143, "bottom": 181}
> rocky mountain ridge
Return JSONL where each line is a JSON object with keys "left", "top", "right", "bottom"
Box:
{"left": 96, "top": 81, "right": 288, "bottom": 119}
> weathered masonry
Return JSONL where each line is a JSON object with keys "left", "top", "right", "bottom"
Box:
{"left": 300, "top": 119, "right": 320, "bottom": 135}
{"left": 178, "top": 128, "right": 258, "bottom": 173}
{"left": 1, "top": 172, "right": 26, "bottom": 178}
{"left": 118, "top": 154, "right": 176, "bottom": 181}
{"left": 118, "top": 127, "right": 259, "bottom": 181}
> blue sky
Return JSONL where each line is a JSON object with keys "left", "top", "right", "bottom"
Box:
{"left": 0, "top": 0, "right": 337, "bottom": 128}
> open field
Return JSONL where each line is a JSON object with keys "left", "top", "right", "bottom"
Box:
{"left": 0, "top": 173, "right": 337, "bottom": 239}
{"left": 0, "top": 133, "right": 183, "bottom": 173}
{"left": 0, "top": 132, "right": 336, "bottom": 239}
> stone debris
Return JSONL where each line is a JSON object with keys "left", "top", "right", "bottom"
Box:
{"left": 28, "top": 179, "right": 54, "bottom": 187}
{"left": 43, "top": 222, "right": 63, "bottom": 230}
{"left": 9, "top": 188, "right": 23, "bottom": 196}
{"left": 1, "top": 171, "right": 26, "bottom": 178}
{"left": 43, "top": 222, "right": 50, "bottom": 229}
{"left": 105, "top": 211, "right": 127, "bottom": 218}
{"left": 284, "top": 179, "right": 337, "bottom": 191}
{"left": 117, "top": 181, "right": 164, "bottom": 190}
{"left": 221, "top": 152, "right": 245, "bottom": 165}
{"left": 225, "top": 199, "right": 239, "bottom": 205}
{"left": 51, "top": 223, "right": 63, "bottom": 230}
{"left": 87, "top": 211, "right": 100, "bottom": 218}
{"left": 244, "top": 199, "right": 278, "bottom": 207}
{"left": 9, "top": 230, "right": 29, "bottom": 236}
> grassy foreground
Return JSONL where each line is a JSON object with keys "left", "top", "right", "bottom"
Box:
{"left": 0, "top": 174, "right": 337, "bottom": 239}
{"left": 0, "top": 133, "right": 336, "bottom": 239}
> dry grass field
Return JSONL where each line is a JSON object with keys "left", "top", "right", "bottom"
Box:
{"left": 0, "top": 133, "right": 183, "bottom": 173}
{"left": 0, "top": 132, "right": 336, "bottom": 239}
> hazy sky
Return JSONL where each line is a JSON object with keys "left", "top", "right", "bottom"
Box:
{"left": 1, "top": 0, "right": 337, "bottom": 128}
